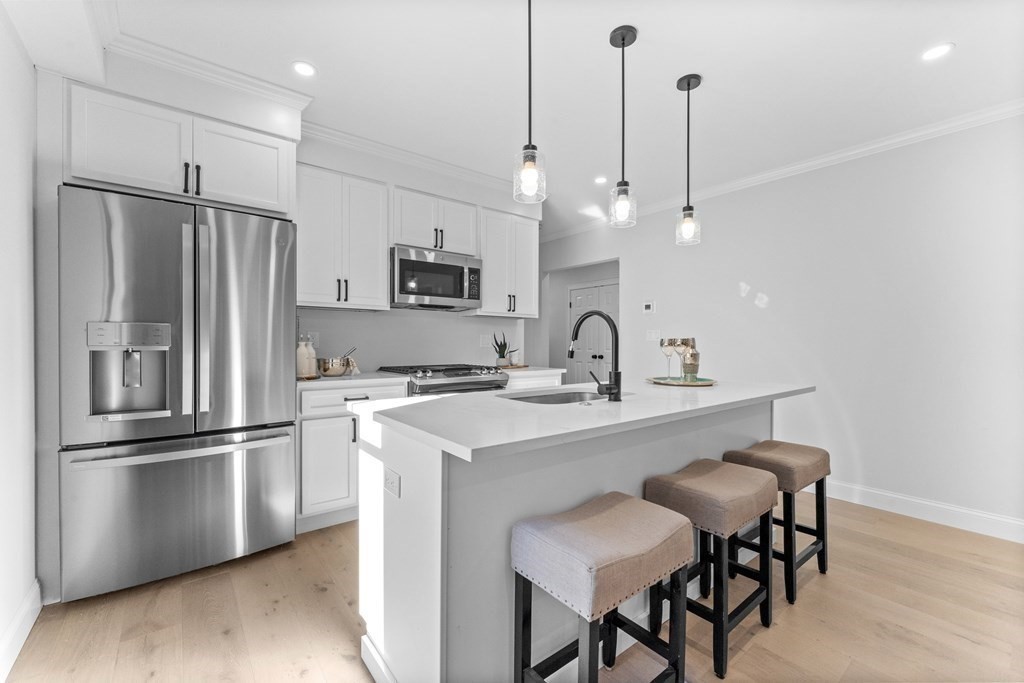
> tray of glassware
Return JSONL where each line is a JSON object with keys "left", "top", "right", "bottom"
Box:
{"left": 647, "top": 376, "right": 716, "bottom": 387}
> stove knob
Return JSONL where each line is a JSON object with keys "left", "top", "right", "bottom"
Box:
{"left": 415, "top": 369, "right": 424, "bottom": 378}
{"left": 489, "top": 367, "right": 498, "bottom": 374}
{"left": 424, "top": 369, "right": 433, "bottom": 377}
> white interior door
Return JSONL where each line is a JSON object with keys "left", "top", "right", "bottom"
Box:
{"left": 567, "top": 283, "right": 619, "bottom": 385}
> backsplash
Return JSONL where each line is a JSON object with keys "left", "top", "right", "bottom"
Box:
{"left": 297, "top": 307, "right": 524, "bottom": 371}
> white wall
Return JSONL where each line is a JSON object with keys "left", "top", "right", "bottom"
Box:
{"left": 540, "top": 117, "right": 1024, "bottom": 540}
{"left": 0, "top": 5, "right": 40, "bottom": 678}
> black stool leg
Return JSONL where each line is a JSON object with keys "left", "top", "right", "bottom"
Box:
{"left": 668, "top": 568, "right": 686, "bottom": 683}
{"left": 700, "top": 531, "right": 712, "bottom": 599}
{"left": 759, "top": 511, "right": 773, "bottom": 627}
{"left": 513, "top": 572, "right": 531, "bottom": 683}
{"left": 782, "top": 491, "right": 797, "bottom": 604}
{"left": 727, "top": 532, "right": 738, "bottom": 579}
{"left": 816, "top": 477, "right": 829, "bottom": 574}
{"left": 578, "top": 615, "right": 600, "bottom": 683}
{"left": 712, "top": 534, "right": 728, "bottom": 679}
{"left": 648, "top": 582, "right": 663, "bottom": 634}
{"left": 602, "top": 608, "right": 618, "bottom": 668}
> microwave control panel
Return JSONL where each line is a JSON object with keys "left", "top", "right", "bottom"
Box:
{"left": 467, "top": 268, "right": 481, "bottom": 300}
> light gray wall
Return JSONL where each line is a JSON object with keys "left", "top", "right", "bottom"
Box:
{"left": 540, "top": 116, "right": 1024, "bottom": 536}
{"left": 0, "top": 5, "right": 39, "bottom": 677}
{"left": 298, "top": 308, "right": 523, "bottom": 371}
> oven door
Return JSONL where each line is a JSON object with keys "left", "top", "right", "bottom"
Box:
{"left": 391, "top": 247, "right": 481, "bottom": 310}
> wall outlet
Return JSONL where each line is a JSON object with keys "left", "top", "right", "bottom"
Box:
{"left": 646, "top": 329, "right": 661, "bottom": 341}
{"left": 307, "top": 331, "right": 320, "bottom": 348}
{"left": 384, "top": 467, "right": 401, "bottom": 498}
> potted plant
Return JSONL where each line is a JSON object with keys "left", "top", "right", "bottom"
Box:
{"left": 492, "top": 332, "right": 518, "bottom": 367}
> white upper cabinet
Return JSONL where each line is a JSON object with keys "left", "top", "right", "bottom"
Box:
{"left": 393, "top": 187, "right": 478, "bottom": 256}
{"left": 67, "top": 84, "right": 294, "bottom": 215}
{"left": 296, "top": 164, "right": 389, "bottom": 310}
{"left": 469, "top": 209, "right": 539, "bottom": 318}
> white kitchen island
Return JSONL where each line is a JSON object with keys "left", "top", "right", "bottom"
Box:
{"left": 354, "top": 380, "right": 814, "bottom": 683}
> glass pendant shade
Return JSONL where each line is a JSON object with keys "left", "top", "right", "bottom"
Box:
{"left": 513, "top": 145, "right": 546, "bottom": 203}
{"left": 675, "top": 206, "right": 701, "bottom": 245}
{"left": 609, "top": 182, "right": 637, "bottom": 228}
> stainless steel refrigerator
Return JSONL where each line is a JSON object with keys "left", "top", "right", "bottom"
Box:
{"left": 57, "top": 185, "right": 296, "bottom": 601}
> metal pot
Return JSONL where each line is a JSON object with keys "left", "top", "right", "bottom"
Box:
{"left": 317, "top": 357, "right": 351, "bottom": 377}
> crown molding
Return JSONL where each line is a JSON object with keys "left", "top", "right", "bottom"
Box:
{"left": 542, "top": 98, "right": 1024, "bottom": 243}
{"left": 303, "top": 121, "right": 508, "bottom": 192}
{"left": 104, "top": 33, "right": 313, "bottom": 111}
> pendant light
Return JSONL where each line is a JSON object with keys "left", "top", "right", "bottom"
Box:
{"left": 513, "top": 0, "right": 546, "bottom": 203}
{"left": 608, "top": 25, "right": 637, "bottom": 228}
{"left": 675, "top": 74, "right": 702, "bottom": 245}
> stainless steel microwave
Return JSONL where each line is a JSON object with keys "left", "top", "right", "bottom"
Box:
{"left": 390, "top": 246, "right": 482, "bottom": 311}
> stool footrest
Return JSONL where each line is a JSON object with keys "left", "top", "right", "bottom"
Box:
{"left": 727, "top": 587, "right": 768, "bottom": 631}
{"left": 770, "top": 516, "right": 818, "bottom": 537}
{"left": 729, "top": 561, "right": 760, "bottom": 582}
{"left": 794, "top": 540, "right": 824, "bottom": 570}
{"left": 532, "top": 639, "right": 579, "bottom": 679}
{"left": 607, "top": 611, "right": 669, "bottom": 660}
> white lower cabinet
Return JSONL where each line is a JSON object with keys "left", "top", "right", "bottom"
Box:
{"left": 296, "top": 379, "right": 407, "bottom": 531}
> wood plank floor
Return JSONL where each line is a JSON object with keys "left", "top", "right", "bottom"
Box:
{"left": 9, "top": 494, "right": 1024, "bottom": 682}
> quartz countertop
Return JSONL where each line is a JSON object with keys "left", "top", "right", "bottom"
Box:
{"left": 373, "top": 380, "right": 814, "bottom": 462}
{"left": 296, "top": 371, "right": 408, "bottom": 386}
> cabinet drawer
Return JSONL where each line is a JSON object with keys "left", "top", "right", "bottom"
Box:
{"left": 300, "top": 383, "right": 407, "bottom": 416}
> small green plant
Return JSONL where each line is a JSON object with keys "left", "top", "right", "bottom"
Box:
{"left": 492, "top": 332, "right": 518, "bottom": 359}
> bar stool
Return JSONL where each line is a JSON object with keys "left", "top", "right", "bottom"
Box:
{"left": 645, "top": 459, "right": 777, "bottom": 679}
{"left": 511, "top": 491, "right": 693, "bottom": 683}
{"left": 723, "top": 439, "right": 830, "bottom": 604}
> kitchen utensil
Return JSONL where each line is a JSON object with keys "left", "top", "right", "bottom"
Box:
{"left": 317, "top": 357, "right": 351, "bottom": 377}
{"left": 342, "top": 346, "right": 357, "bottom": 358}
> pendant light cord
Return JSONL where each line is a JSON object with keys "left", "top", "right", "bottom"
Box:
{"left": 686, "top": 87, "right": 690, "bottom": 205}
{"left": 527, "top": 0, "right": 532, "bottom": 145}
{"left": 620, "top": 39, "right": 625, "bottom": 182}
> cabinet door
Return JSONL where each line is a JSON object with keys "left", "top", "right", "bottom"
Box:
{"left": 478, "top": 209, "right": 513, "bottom": 315}
{"left": 193, "top": 118, "right": 294, "bottom": 214}
{"left": 341, "top": 176, "right": 390, "bottom": 310}
{"left": 511, "top": 217, "right": 539, "bottom": 317}
{"left": 300, "top": 415, "right": 357, "bottom": 515}
{"left": 393, "top": 188, "right": 438, "bottom": 249}
{"left": 296, "top": 165, "right": 344, "bottom": 306}
{"left": 438, "top": 199, "right": 478, "bottom": 255}
{"left": 68, "top": 84, "right": 192, "bottom": 196}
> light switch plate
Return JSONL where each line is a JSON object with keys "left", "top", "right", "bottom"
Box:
{"left": 642, "top": 300, "right": 656, "bottom": 314}
{"left": 384, "top": 467, "right": 401, "bottom": 498}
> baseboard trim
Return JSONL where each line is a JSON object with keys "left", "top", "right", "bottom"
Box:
{"left": 827, "top": 479, "right": 1024, "bottom": 544}
{"left": 361, "top": 635, "right": 398, "bottom": 683}
{"left": 296, "top": 506, "right": 358, "bottom": 535}
{"left": 0, "top": 579, "right": 41, "bottom": 681}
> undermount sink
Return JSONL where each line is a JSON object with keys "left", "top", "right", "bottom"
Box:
{"left": 501, "top": 391, "right": 605, "bottom": 405}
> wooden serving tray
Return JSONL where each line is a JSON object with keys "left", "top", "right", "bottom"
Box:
{"left": 647, "top": 376, "right": 717, "bottom": 387}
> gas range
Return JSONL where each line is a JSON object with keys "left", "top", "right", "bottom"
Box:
{"left": 378, "top": 364, "right": 509, "bottom": 395}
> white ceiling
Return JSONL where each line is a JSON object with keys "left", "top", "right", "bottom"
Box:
{"left": 16, "top": 1, "right": 1024, "bottom": 233}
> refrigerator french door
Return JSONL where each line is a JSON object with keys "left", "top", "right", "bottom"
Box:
{"left": 57, "top": 186, "right": 297, "bottom": 601}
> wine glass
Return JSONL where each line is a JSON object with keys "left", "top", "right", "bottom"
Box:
{"left": 659, "top": 338, "right": 678, "bottom": 379}
{"left": 673, "top": 338, "right": 695, "bottom": 380}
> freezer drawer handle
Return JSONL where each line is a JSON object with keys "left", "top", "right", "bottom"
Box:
{"left": 68, "top": 435, "right": 291, "bottom": 471}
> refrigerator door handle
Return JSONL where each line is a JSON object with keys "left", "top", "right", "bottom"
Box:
{"left": 68, "top": 435, "right": 291, "bottom": 471}
{"left": 197, "top": 223, "right": 211, "bottom": 413}
{"left": 181, "top": 223, "right": 195, "bottom": 416}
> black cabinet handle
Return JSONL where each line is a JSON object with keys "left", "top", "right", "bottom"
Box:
{"left": 512, "top": 294, "right": 516, "bottom": 312}
{"left": 507, "top": 294, "right": 512, "bottom": 312}
{"left": 336, "top": 278, "right": 342, "bottom": 302}
{"left": 183, "top": 162, "right": 190, "bottom": 194}
{"left": 439, "top": 229, "right": 444, "bottom": 250}
{"left": 591, "top": 354, "right": 598, "bottom": 359}
{"left": 351, "top": 416, "right": 358, "bottom": 443}
{"left": 597, "top": 354, "right": 605, "bottom": 359}
{"left": 194, "top": 164, "right": 202, "bottom": 196}
{"left": 433, "top": 228, "right": 439, "bottom": 248}
{"left": 344, "top": 279, "right": 349, "bottom": 302}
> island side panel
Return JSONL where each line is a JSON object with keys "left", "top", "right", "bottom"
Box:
{"left": 442, "top": 402, "right": 771, "bottom": 682}
{"left": 359, "top": 427, "right": 446, "bottom": 683}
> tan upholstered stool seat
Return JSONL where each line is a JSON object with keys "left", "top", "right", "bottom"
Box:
{"left": 723, "top": 439, "right": 830, "bottom": 493}
{"left": 645, "top": 458, "right": 777, "bottom": 538}
{"left": 511, "top": 491, "right": 693, "bottom": 622}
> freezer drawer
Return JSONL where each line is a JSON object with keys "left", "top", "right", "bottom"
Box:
{"left": 59, "top": 427, "right": 295, "bottom": 602}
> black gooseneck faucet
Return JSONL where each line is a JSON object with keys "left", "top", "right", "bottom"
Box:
{"left": 568, "top": 309, "right": 621, "bottom": 401}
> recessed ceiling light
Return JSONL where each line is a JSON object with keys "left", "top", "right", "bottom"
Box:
{"left": 921, "top": 43, "right": 955, "bottom": 61}
{"left": 292, "top": 61, "right": 317, "bottom": 77}
{"left": 594, "top": 176, "right": 607, "bottom": 185}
